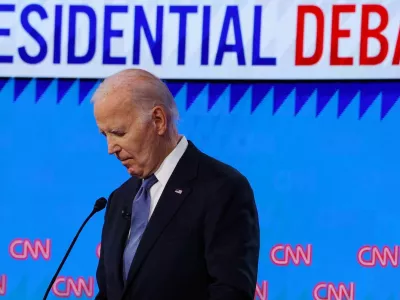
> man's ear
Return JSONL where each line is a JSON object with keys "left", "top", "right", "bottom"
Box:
{"left": 152, "top": 106, "right": 167, "bottom": 135}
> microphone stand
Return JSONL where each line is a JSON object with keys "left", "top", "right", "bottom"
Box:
{"left": 42, "top": 198, "right": 107, "bottom": 300}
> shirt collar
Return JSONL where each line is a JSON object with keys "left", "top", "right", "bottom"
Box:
{"left": 154, "top": 136, "right": 188, "bottom": 186}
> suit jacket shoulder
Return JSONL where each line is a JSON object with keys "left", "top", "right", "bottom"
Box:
{"left": 195, "top": 148, "right": 254, "bottom": 202}
{"left": 198, "top": 151, "right": 248, "bottom": 179}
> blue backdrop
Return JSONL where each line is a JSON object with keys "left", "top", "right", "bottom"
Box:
{"left": 0, "top": 78, "right": 399, "bottom": 299}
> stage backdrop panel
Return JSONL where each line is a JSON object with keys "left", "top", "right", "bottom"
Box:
{"left": 0, "top": 79, "right": 400, "bottom": 299}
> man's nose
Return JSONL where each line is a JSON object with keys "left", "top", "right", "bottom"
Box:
{"left": 107, "top": 138, "right": 118, "bottom": 155}
{"left": 107, "top": 144, "right": 115, "bottom": 155}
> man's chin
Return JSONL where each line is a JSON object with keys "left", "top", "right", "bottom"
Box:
{"left": 127, "top": 167, "right": 136, "bottom": 175}
{"left": 127, "top": 167, "right": 143, "bottom": 178}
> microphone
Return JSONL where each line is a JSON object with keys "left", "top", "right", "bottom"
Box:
{"left": 121, "top": 208, "right": 131, "bottom": 221}
{"left": 42, "top": 197, "right": 107, "bottom": 300}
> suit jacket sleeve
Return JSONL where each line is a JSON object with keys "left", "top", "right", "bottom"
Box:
{"left": 204, "top": 175, "right": 260, "bottom": 300}
{"left": 95, "top": 192, "right": 114, "bottom": 300}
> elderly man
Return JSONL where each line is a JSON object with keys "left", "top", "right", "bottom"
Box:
{"left": 92, "top": 68, "right": 260, "bottom": 300}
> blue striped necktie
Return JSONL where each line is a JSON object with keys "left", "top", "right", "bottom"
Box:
{"left": 123, "top": 174, "right": 158, "bottom": 281}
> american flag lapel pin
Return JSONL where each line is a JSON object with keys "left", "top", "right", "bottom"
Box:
{"left": 175, "top": 189, "right": 182, "bottom": 194}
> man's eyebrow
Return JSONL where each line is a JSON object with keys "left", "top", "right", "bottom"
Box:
{"left": 109, "top": 128, "right": 126, "bottom": 135}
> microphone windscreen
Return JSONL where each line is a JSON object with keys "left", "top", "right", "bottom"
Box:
{"left": 94, "top": 197, "right": 107, "bottom": 212}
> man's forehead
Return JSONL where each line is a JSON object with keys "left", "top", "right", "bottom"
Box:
{"left": 94, "top": 102, "right": 134, "bottom": 131}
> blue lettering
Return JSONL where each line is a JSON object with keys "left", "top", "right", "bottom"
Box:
{"left": 252, "top": 6, "right": 276, "bottom": 66}
{"left": 53, "top": 5, "right": 62, "bottom": 64}
{"left": 133, "top": 6, "right": 163, "bottom": 65}
{"left": 18, "top": 4, "right": 48, "bottom": 64}
{"left": 170, "top": 6, "right": 197, "bottom": 65}
{"left": 68, "top": 5, "right": 96, "bottom": 64}
{"left": 0, "top": 4, "right": 15, "bottom": 63}
{"left": 103, "top": 5, "right": 127, "bottom": 65}
{"left": 201, "top": 6, "right": 211, "bottom": 66}
{"left": 215, "top": 6, "right": 245, "bottom": 66}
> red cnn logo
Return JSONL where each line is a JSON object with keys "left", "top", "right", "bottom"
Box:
{"left": 0, "top": 275, "right": 6, "bottom": 296}
{"left": 96, "top": 243, "right": 101, "bottom": 258}
{"left": 9, "top": 238, "right": 51, "bottom": 260}
{"left": 254, "top": 281, "right": 268, "bottom": 300}
{"left": 313, "top": 282, "right": 355, "bottom": 300}
{"left": 52, "top": 276, "right": 94, "bottom": 297}
{"left": 358, "top": 245, "right": 399, "bottom": 267}
{"left": 270, "top": 244, "right": 312, "bottom": 266}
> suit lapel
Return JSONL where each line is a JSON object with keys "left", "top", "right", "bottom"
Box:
{"left": 122, "top": 141, "right": 199, "bottom": 294}
{"left": 108, "top": 178, "right": 141, "bottom": 291}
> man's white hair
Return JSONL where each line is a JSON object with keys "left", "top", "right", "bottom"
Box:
{"left": 91, "top": 69, "right": 179, "bottom": 128}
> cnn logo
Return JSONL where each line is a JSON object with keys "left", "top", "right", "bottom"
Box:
{"left": 0, "top": 275, "right": 6, "bottom": 296}
{"left": 254, "top": 281, "right": 268, "bottom": 300}
{"left": 270, "top": 244, "right": 312, "bottom": 266}
{"left": 313, "top": 282, "right": 355, "bottom": 300}
{"left": 9, "top": 239, "right": 51, "bottom": 260}
{"left": 52, "top": 276, "right": 94, "bottom": 297}
{"left": 358, "top": 245, "right": 399, "bottom": 267}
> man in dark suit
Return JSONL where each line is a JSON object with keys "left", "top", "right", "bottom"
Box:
{"left": 92, "top": 68, "right": 260, "bottom": 300}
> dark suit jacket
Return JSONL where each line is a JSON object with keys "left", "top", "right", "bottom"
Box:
{"left": 95, "top": 141, "right": 260, "bottom": 300}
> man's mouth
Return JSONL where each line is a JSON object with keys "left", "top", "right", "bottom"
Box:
{"left": 121, "top": 159, "right": 130, "bottom": 166}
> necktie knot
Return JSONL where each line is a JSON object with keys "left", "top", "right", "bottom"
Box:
{"left": 142, "top": 174, "right": 158, "bottom": 191}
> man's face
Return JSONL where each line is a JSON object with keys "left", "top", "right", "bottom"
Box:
{"left": 93, "top": 94, "right": 159, "bottom": 178}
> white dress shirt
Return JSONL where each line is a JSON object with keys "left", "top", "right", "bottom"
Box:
{"left": 149, "top": 135, "right": 188, "bottom": 218}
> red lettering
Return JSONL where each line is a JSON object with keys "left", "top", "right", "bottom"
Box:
{"left": 52, "top": 276, "right": 94, "bottom": 297}
{"left": 393, "top": 29, "right": 400, "bottom": 65}
{"left": 295, "top": 5, "right": 324, "bottom": 65}
{"left": 331, "top": 5, "right": 356, "bottom": 65}
{"left": 360, "top": 5, "right": 389, "bottom": 65}
{"left": 0, "top": 275, "right": 6, "bottom": 296}
{"left": 313, "top": 282, "right": 355, "bottom": 300}
{"left": 9, "top": 239, "right": 51, "bottom": 260}
{"left": 270, "top": 244, "right": 312, "bottom": 266}
{"left": 96, "top": 243, "right": 101, "bottom": 258}
{"left": 254, "top": 281, "right": 268, "bottom": 300}
{"left": 358, "top": 245, "right": 399, "bottom": 267}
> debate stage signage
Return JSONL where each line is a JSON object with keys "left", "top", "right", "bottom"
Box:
{"left": 0, "top": 0, "right": 398, "bottom": 79}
